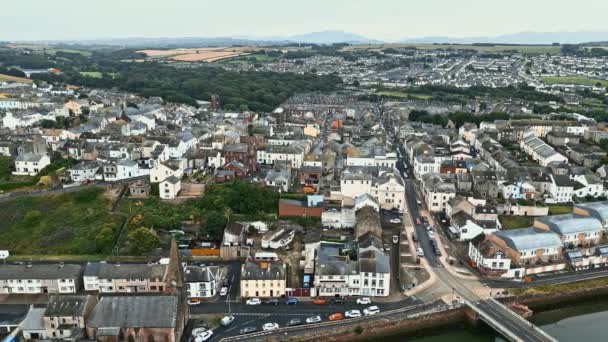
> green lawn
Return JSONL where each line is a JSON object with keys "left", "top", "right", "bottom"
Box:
{"left": 0, "top": 188, "right": 124, "bottom": 255}
{"left": 547, "top": 205, "right": 573, "bottom": 215}
{"left": 542, "top": 76, "right": 608, "bottom": 87}
{"left": 79, "top": 71, "right": 102, "bottom": 78}
{"left": 499, "top": 215, "right": 534, "bottom": 230}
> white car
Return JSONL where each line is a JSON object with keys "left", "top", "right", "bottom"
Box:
{"left": 220, "top": 286, "right": 228, "bottom": 296}
{"left": 356, "top": 297, "right": 372, "bottom": 305}
{"left": 191, "top": 328, "right": 207, "bottom": 336}
{"left": 246, "top": 298, "right": 261, "bottom": 305}
{"left": 416, "top": 247, "right": 424, "bottom": 257}
{"left": 364, "top": 306, "right": 380, "bottom": 316}
{"left": 345, "top": 309, "right": 362, "bottom": 318}
{"left": 428, "top": 231, "right": 435, "bottom": 239}
{"left": 390, "top": 218, "right": 401, "bottom": 224}
{"left": 392, "top": 235, "right": 399, "bottom": 244}
{"left": 194, "top": 330, "right": 213, "bottom": 342}
{"left": 305, "top": 315, "right": 322, "bottom": 324}
{"left": 262, "top": 322, "right": 279, "bottom": 331}
{"left": 220, "top": 315, "right": 235, "bottom": 326}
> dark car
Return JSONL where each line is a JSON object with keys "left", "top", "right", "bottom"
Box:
{"left": 222, "top": 279, "right": 230, "bottom": 287}
{"left": 331, "top": 298, "right": 345, "bottom": 304}
{"left": 239, "top": 326, "right": 257, "bottom": 335}
{"left": 286, "top": 318, "right": 303, "bottom": 326}
{"left": 285, "top": 297, "right": 299, "bottom": 305}
{"left": 264, "top": 298, "right": 279, "bottom": 306}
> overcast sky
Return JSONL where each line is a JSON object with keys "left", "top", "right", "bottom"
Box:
{"left": 1, "top": 0, "right": 607, "bottom": 41}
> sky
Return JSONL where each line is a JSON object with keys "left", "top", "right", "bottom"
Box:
{"left": 1, "top": 0, "right": 607, "bottom": 42}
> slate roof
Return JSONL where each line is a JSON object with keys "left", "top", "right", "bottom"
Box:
{"left": 494, "top": 228, "right": 562, "bottom": 251}
{"left": 575, "top": 201, "right": 608, "bottom": 222}
{"left": 87, "top": 296, "right": 177, "bottom": 328}
{"left": 0, "top": 304, "right": 28, "bottom": 327}
{"left": 0, "top": 264, "right": 82, "bottom": 280}
{"left": 241, "top": 259, "right": 285, "bottom": 281}
{"left": 44, "top": 295, "right": 89, "bottom": 317}
{"left": 184, "top": 266, "right": 215, "bottom": 283}
{"left": 83, "top": 263, "right": 165, "bottom": 280}
{"left": 536, "top": 214, "right": 603, "bottom": 235}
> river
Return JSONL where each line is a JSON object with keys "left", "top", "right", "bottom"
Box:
{"left": 369, "top": 298, "right": 608, "bottom": 342}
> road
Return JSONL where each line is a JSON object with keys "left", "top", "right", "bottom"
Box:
{"left": 193, "top": 297, "right": 424, "bottom": 341}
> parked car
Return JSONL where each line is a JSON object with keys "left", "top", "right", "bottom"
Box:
{"left": 415, "top": 218, "right": 421, "bottom": 225}
{"left": 220, "top": 287, "right": 228, "bottom": 296}
{"left": 220, "top": 315, "right": 235, "bottom": 326}
{"left": 364, "top": 306, "right": 380, "bottom": 316}
{"left": 286, "top": 318, "right": 303, "bottom": 326}
{"left": 193, "top": 330, "right": 213, "bottom": 342}
{"left": 187, "top": 298, "right": 201, "bottom": 306}
{"left": 246, "top": 298, "right": 261, "bottom": 305}
{"left": 264, "top": 298, "right": 279, "bottom": 305}
{"left": 285, "top": 297, "right": 299, "bottom": 305}
{"left": 328, "top": 313, "right": 344, "bottom": 321}
{"left": 312, "top": 298, "right": 327, "bottom": 305}
{"left": 191, "top": 328, "right": 207, "bottom": 336}
{"left": 416, "top": 247, "right": 424, "bottom": 257}
{"left": 356, "top": 297, "right": 372, "bottom": 305}
{"left": 428, "top": 231, "right": 435, "bottom": 239}
{"left": 305, "top": 315, "right": 322, "bottom": 324}
{"left": 345, "top": 310, "right": 362, "bottom": 318}
{"left": 390, "top": 218, "right": 401, "bottom": 224}
{"left": 331, "top": 297, "right": 345, "bottom": 304}
{"left": 392, "top": 235, "right": 399, "bottom": 244}
{"left": 262, "top": 322, "right": 279, "bottom": 331}
{"left": 239, "top": 326, "right": 257, "bottom": 335}
{"left": 222, "top": 279, "right": 230, "bottom": 287}
{"left": 384, "top": 243, "right": 390, "bottom": 251}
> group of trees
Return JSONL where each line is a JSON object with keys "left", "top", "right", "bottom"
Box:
{"left": 408, "top": 110, "right": 531, "bottom": 128}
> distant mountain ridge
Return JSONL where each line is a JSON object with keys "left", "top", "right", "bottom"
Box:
{"left": 282, "top": 30, "right": 383, "bottom": 44}
{"left": 400, "top": 31, "right": 608, "bottom": 45}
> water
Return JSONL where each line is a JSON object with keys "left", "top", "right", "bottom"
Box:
{"left": 369, "top": 298, "right": 608, "bottom": 342}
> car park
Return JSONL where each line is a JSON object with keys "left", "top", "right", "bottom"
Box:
{"left": 345, "top": 309, "right": 362, "bottom": 318}
{"left": 262, "top": 322, "right": 279, "bottom": 331}
{"left": 239, "top": 326, "right": 257, "bottom": 335}
{"left": 246, "top": 298, "right": 261, "bottom": 305}
{"left": 305, "top": 315, "right": 322, "bottom": 324}
{"left": 220, "top": 315, "right": 235, "bottom": 326}
{"left": 187, "top": 298, "right": 201, "bottom": 306}
{"left": 356, "top": 297, "right": 372, "bottom": 305}
{"left": 286, "top": 318, "right": 303, "bottom": 326}
{"left": 220, "top": 286, "right": 228, "bottom": 296}
{"left": 328, "top": 313, "right": 344, "bottom": 321}
{"left": 364, "top": 306, "right": 380, "bottom": 316}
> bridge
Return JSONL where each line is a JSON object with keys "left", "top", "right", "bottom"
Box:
{"left": 467, "top": 298, "right": 557, "bottom": 342}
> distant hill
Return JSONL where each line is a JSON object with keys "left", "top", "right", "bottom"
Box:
{"left": 400, "top": 31, "right": 608, "bottom": 45}
{"left": 282, "top": 30, "right": 383, "bottom": 45}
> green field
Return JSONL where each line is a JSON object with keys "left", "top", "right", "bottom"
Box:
{"left": 0, "top": 188, "right": 124, "bottom": 255}
{"left": 499, "top": 215, "right": 534, "bottom": 230}
{"left": 377, "top": 90, "right": 432, "bottom": 100}
{"left": 221, "top": 53, "right": 278, "bottom": 64}
{"left": 343, "top": 44, "right": 561, "bottom": 54}
{"left": 547, "top": 205, "right": 573, "bottom": 215}
{"left": 80, "top": 71, "right": 103, "bottom": 78}
{"left": 542, "top": 76, "right": 608, "bottom": 87}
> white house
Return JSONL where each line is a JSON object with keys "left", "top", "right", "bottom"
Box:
{"left": 69, "top": 161, "right": 102, "bottom": 183}
{"left": 185, "top": 266, "right": 217, "bottom": 298}
{"left": 2, "top": 112, "right": 47, "bottom": 129}
{"left": 13, "top": 153, "right": 51, "bottom": 176}
{"left": 549, "top": 175, "right": 574, "bottom": 203}
{"left": 150, "top": 160, "right": 183, "bottom": 183}
{"left": 257, "top": 144, "right": 305, "bottom": 169}
{"left": 160, "top": 176, "right": 181, "bottom": 200}
{"left": 0, "top": 264, "right": 82, "bottom": 294}
{"left": 116, "top": 159, "right": 149, "bottom": 181}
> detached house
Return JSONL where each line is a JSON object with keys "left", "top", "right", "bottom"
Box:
{"left": 13, "top": 153, "right": 50, "bottom": 176}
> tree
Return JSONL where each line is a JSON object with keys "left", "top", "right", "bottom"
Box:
{"left": 127, "top": 227, "right": 160, "bottom": 255}
{"left": 201, "top": 211, "right": 226, "bottom": 239}
{"left": 95, "top": 223, "right": 117, "bottom": 253}
{"left": 352, "top": 80, "right": 360, "bottom": 87}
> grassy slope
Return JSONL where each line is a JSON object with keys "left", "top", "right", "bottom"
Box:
{"left": 0, "top": 188, "right": 124, "bottom": 254}
{"left": 542, "top": 76, "right": 608, "bottom": 87}
{"left": 0, "top": 73, "right": 33, "bottom": 83}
